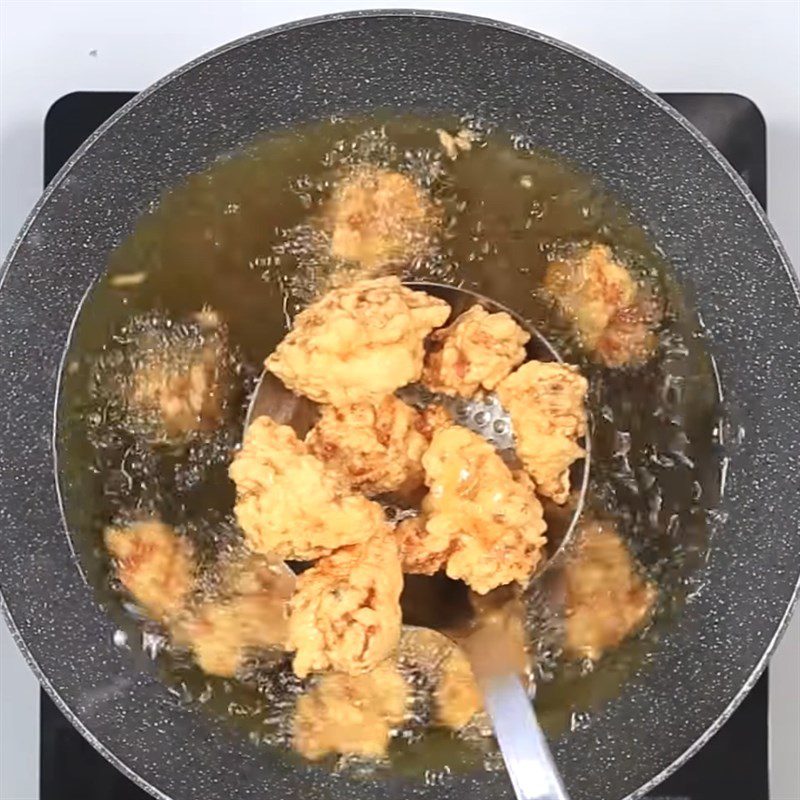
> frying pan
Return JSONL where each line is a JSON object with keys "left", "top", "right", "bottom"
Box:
{"left": 1, "top": 10, "right": 799, "bottom": 800}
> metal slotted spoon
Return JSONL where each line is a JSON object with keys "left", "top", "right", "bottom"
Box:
{"left": 245, "top": 282, "right": 589, "bottom": 800}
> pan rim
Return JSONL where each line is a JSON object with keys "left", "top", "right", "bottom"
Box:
{"left": 1, "top": 9, "right": 798, "bottom": 800}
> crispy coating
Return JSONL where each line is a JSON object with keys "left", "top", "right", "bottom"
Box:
{"left": 465, "top": 588, "right": 530, "bottom": 679}
{"left": 126, "top": 309, "right": 228, "bottom": 442}
{"left": 395, "top": 515, "right": 450, "bottom": 576}
{"left": 104, "top": 521, "right": 194, "bottom": 623}
{"left": 397, "top": 627, "right": 484, "bottom": 731}
{"left": 594, "top": 296, "right": 660, "bottom": 368}
{"left": 422, "top": 305, "right": 530, "bottom": 396}
{"left": 325, "top": 167, "right": 438, "bottom": 270}
{"left": 565, "top": 521, "right": 657, "bottom": 661}
{"left": 496, "top": 360, "right": 588, "bottom": 504}
{"left": 544, "top": 244, "right": 659, "bottom": 367}
{"left": 293, "top": 662, "right": 407, "bottom": 760}
{"left": 435, "top": 589, "right": 531, "bottom": 729}
{"left": 229, "top": 416, "right": 386, "bottom": 560}
{"left": 176, "top": 554, "right": 296, "bottom": 678}
{"left": 265, "top": 277, "right": 450, "bottom": 406}
{"left": 306, "top": 395, "right": 428, "bottom": 495}
{"left": 420, "top": 426, "right": 548, "bottom": 594}
{"left": 288, "top": 533, "right": 403, "bottom": 677}
{"left": 435, "top": 647, "right": 484, "bottom": 730}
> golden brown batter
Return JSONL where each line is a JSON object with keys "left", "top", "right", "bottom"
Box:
{"left": 496, "top": 360, "right": 588, "bottom": 504}
{"left": 544, "top": 244, "right": 659, "bottom": 367}
{"left": 293, "top": 662, "right": 408, "bottom": 760}
{"left": 265, "top": 277, "right": 450, "bottom": 406}
{"left": 104, "top": 521, "right": 195, "bottom": 623}
{"left": 229, "top": 416, "right": 386, "bottom": 560}
{"left": 434, "top": 646, "right": 484, "bottom": 730}
{"left": 422, "top": 305, "right": 530, "bottom": 396}
{"left": 306, "top": 395, "right": 429, "bottom": 496}
{"left": 395, "top": 515, "right": 450, "bottom": 576}
{"left": 419, "top": 426, "right": 548, "bottom": 594}
{"left": 325, "top": 167, "right": 438, "bottom": 270}
{"left": 565, "top": 520, "right": 657, "bottom": 660}
{"left": 288, "top": 533, "right": 403, "bottom": 677}
{"left": 175, "top": 554, "right": 295, "bottom": 678}
{"left": 417, "top": 403, "right": 453, "bottom": 440}
{"left": 397, "top": 627, "right": 486, "bottom": 732}
{"left": 125, "top": 308, "right": 228, "bottom": 442}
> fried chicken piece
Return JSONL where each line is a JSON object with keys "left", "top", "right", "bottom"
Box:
{"left": 104, "top": 521, "right": 194, "bottom": 623}
{"left": 496, "top": 360, "right": 588, "bottom": 504}
{"left": 265, "top": 277, "right": 450, "bottom": 406}
{"left": 324, "top": 167, "right": 438, "bottom": 270}
{"left": 306, "top": 395, "right": 428, "bottom": 495}
{"left": 229, "top": 416, "right": 386, "bottom": 560}
{"left": 422, "top": 305, "right": 530, "bottom": 396}
{"left": 437, "top": 589, "right": 533, "bottom": 729}
{"left": 288, "top": 533, "right": 403, "bottom": 677}
{"left": 397, "top": 626, "right": 484, "bottom": 731}
{"left": 594, "top": 296, "right": 660, "bottom": 367}
{"left": 176, "top": 554, "right": 295, "bottom": 678}
{"left": 395, "top": 515, "right": 450, "bottom": 576}
{"left": 435, "top": 647, "right": 484, "bottom": 730}
{"left": 544, "top": 244, "right": 659, "bottom": 367}
{"left": 420, "top": 426, "right": 547, "bottom": 594}
{"left": 125, "top": 309, "right": 229, "bottom": 442}
{"left": 465, "top": 587, "right": 530, "bottom": 679}
{"left": 293, "top": 662, "right": 407, "bottom": 760}
{"left": 565, "top": 521, "right": 657, "bottom": 661}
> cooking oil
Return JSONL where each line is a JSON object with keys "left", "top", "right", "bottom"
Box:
{"left": 57, "top": 113, "right": 723, "bottom": 776}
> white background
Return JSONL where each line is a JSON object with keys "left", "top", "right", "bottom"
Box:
{"left": 1, "top": 2, "right": 799, "bottom": 799}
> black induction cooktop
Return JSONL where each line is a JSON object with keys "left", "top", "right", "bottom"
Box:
{"left": 39, "top": 92, "right": 769, "bottom": 800}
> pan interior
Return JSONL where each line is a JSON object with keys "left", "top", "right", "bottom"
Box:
{"left": 55, "top": 113, "right": 724, "bottom": 778}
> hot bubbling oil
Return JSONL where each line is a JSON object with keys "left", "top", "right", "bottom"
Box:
{"left": 56, "top": 114, "right": 723, "bottom": 776}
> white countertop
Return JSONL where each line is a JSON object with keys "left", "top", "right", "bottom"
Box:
{"left": 1, "top": 2, "right": 798, "bottom": 799}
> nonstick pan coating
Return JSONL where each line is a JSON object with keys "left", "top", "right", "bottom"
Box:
{"left": 1, "top": 11, "right": 799, "bottom": 800}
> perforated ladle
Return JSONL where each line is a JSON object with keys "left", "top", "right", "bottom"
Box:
{"left": 246, "top": 282, "right": 588, "bottom": 800}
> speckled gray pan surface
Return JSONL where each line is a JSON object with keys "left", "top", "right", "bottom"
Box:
{"left": 1, "top": 10, "right": 799, "bottom": 800}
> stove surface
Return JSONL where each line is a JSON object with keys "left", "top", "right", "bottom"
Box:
{"left": 39, "top": 92, "right": 769, "bottom": 800}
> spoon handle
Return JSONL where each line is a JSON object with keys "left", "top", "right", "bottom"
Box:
{"left": 480, "top": 672, "right": 571, "bottom": 800}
